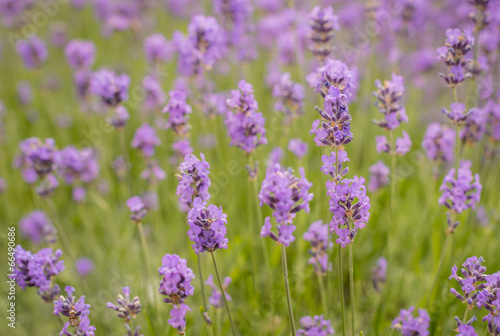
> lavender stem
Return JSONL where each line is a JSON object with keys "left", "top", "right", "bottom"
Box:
{"left": 281, "top": 245, "right": 296, "bottom": 335}
{"left": 210, "top": 252, "right": 237, "bottom": 336}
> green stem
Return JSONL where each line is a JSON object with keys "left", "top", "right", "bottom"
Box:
{"left": 197, "top": 254, "right": 210, "bottom": 317}
{"left": 47, "top": 198, "right": 75, "bottom": 263}
{"left": 210, "top": 252, "right": 237, "bottom": 336}
{"left": 339, "top": 245, "right": 346, "bottom": 336}
{"left": 452, "top": 86, "right": 458, "bottom": 103}
{"left": 281, "top": 245, "right": 296, "bottom": 336}
{"left": 462, "top": 305, "right": 470, "bottom": 324}
{"left": 316, "top": 271, "right": 328, "bottom": 317}
{"left": 455, "top": 126, "right": 461, "bottom": 171}
{"left": 425, "top": 233, "right": 452, "bottom": 308}
{"left": 349, "top": 244, "right": 355, "bottom": 336}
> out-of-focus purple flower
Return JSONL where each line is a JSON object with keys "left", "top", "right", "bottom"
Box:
{"left": 126, "top": 196, "right": 147, "bottom": 223}
{"left": 131, "top": 123, "right": 161, "bottom": 157}
{"left": 449, "top": 256, "right": 487, "bottom": 305}
{"left": 391, "top": 306, "right": 430, "bottom": 336}
{"left": 141, "top": 191, "right": 158, "bottom": 211}
{"left": 35, "top": 174, "right": 59, "bottom": 198}
{"left": 442, "top": 103, "right": 473, "bottom": 125}
{"left": 422, "top": 123, "right": 456, "bottom": 164}
{"left": 163, "top": 90, "right": 192, "bottom": 137}
{"left": 187, "top": 198, "right": 228, "bottom": 253}
{"left": 158, "top": 254, "right": 195, "bottom": 334}
{"left": 395, "top": 131, "right": 412, "bottom": 155}
{"left": 373, "top": 74, "right": 408, "bottom": 130}
{"left": 439, "top": 160, "right": 482, "bottom": 213}
{"left": 140, "top": 159, "right": 166, "bottom": 184}
{"left": 107, "top": 286, "right": 142, "bottom": 322}
{"left": 205, "top": 274, "right": 231, "bottom": 309}
{"left": 12, "top": 245, "right": 64, "bottom": 301}
{"left": 308, "top": 6, "right": 339, "bottom": 62}
{"left": 90, "top": 69, "right": 130, "bottom": 107}
{"left": 328, "top": 176, "right": 371, "bottom": 247}
{"left": 49, "top": 23, "right": 68, "bottom": 47}
{"left": 73, "top": 70, "right": 92, "bottom": 102}
{"left": 176, "top": 153, "right": 211, "bottom": 212}
{"left": 75, "top": 257, "right": 94, "bottom": 277}
{"left": 368, "top": 161, "right": 390, "bottom": 192}
{"left": 321, "top": 149, "right": 350, "bottom": 182}
{"left": 65, "top": 40, "right": 95, "bottom": 70}
{"left": 173, "top": 139, "right": 194, "bottom": 158}
{"left": 267, "top": 147, "right": 284, "bottom": 167}
{"left": 259, "top": 165, "right": 313, "bottom": 246}
{"left": 108, "top": 105, "right": 129, "bottom": 129}
{"left": 16, "top": 35, "right": 48, "bottom": 69}
{"left": 288, "top": 138, "right": 308, "bottom": 159}
{"left": 461, "top": 107, "right": 487, "bottom": 145}
{"left": 16, "top": 137, "right": 56, "bottom": 179}
{"left": 17, "top": 81, "right": 33, "bottom": 106}
{"left": 455, "top": 317, "right": 478, "bottom": 336}
{"left": 225, "top": 80, "right": 267, "bottom": 153}
{"left": 20, "top": 210, "right": 57, "bottom": 244}
{"left": 436, "top": 29, "right": 475, "bottom": 87}
{"left": 303, "top": 220, "right": 332, "bottom": 276}
{"left": 54, "top": 286, "right": 95, "bottom": 336}
{"left": 143, "top": 33, "right": 172, "bottom": 64}
{"left": 371, "top": 257, "right": 387, "bottom": 292}
{"left": 273, "top": 73, "right": 305, "bottom": 124}
{"left": 312, "top": 86, "right": 353, "bottom": 148}
{"left": 55, "top": 146, "right": 99, "bottom": 185}
{"left": 309, "top": 59, "right": 355, "bottom": 98}
{"left": 143, "top": 75, "right": 166, "bottom": 112}
{"left": 298, "top": 315, "right": 334, "bottom": 336}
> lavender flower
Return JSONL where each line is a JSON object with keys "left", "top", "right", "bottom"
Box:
{"left": 140, "top": 159, "right": 166, "bottom": 184}
{"left": 395, "top": 131, "right": 412, "bottom": 155}
{"left": 131, "top": 123, "right": 161, "bottom": 157}
{"left": 371, "top": 257, "right": 388, "bottom": 292}
{"left": 107, "top": 286, "right": 142, "bottom": 322}
{"left": 75, "top": 258, "right": 94, "bottom": 277}
{"left": 391, "top": 306, "right": 430, "bottom": 336}
{"left": 205, "top": 274, "right": 231, "bottom": 309}
{"left": 455, "top": 317, "right": 478, "bottom": 336}
{"left": 16, "top": 35, "right": 48, "bottom": 69}
{"left": 109, "top": 106, "right": 130, "bottom": 129}
{"left": 143, "top": 75, "right": 166, "bottom": 112}
{"left": 90, "top": 69, "right": 130, "bottom": 107}
{"left": 17, "top": 137, "right": 56, "bottom": 179}
{"left": 259, "top": 165, "right": 313, "bottom": 246}
{"left": 158, "top": 254, "right": 195, "bottom": 334}
{"left": 321, "top": 149, "right": 350, "bottom": 183}
{"left": 12, "top": 245, "right": 63, "bottom": 302}
{"left": 187, "top": 198, "right": 228, "bottom": 253}
{"left": 187, "top": 15, "right": 224, "bottom": 70}
{"left": 311, "top": 86, "right": 353, "bottom": 148}
{"left": 422, "top": 123, "right": 456, "bottom": 164}
{"left": 475, "top": 272, "right": 500, "bottom": 334}
{"left": 309, "top": 59, "right": 355, "bottom": 98}
{"left": 35, "top": 174, "right": 59, "bottom": 198}
{"left": 65, "top": 40, "right": 96, "bottom": 70}
{"left": 55, "top": 146, "right": 99, "bottom": 185}
{"left": 439, "top": 160, "right": 482, "bottom": 213}
{"left": 163, "top": 90, "right": 192, "bottom": 137}
{"left": 442, "top": 103, "right": 473, "bottom": 125}
{"left": 126, "top": 196, "right": 147, "bottom": 223}
{"left": 436, "top": 29, "right": 475, "bottom": 88}
{"left": 54, "top": 286, "right": 96, "bottom": 336}
{"left": 328, "top": 176, "right": 371, "bottom": 247}
{"left": 461, "top": 107, "right": 487, "bottom": 145}
{"left": 373, "top": 74, "right": 408, "bottom": 130}
{"left": 74, "top": 70, "right": 92, "bottom": 101}
{"left": 308, "top": 6, "right": 339, "bottom": 62}
{"left": 176, "top": 153, "right": 211, "bottom": 212}
{"left": 368, "top": 161, "right": 390, "bottom": 193}
{"left": 298, "top": 315, "right": 334, "bottom": 336}
{"left": 449, "top": 256, "right": 488, "bottom": 308}
{"left": 143, "top": 33, "right": 172, "bottom": 64}
{"left": 225, "top": 80, "right": 267, "bottom": 153}
{"left": 288, "top": 138, "right": 308, "bottom": 159}
{"left": 273, "top": 72, "right": 305, "bottom": 124}
{"left": 17, "top": 81, "right": 32, "bottom": 105}
{"left": 303, "top": 220, "right": 332, "bottom": 276}
{"left": 19, "top": 210, "right": 57, "bottom": 244}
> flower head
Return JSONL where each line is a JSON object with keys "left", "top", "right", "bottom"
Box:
{"left": 288, "top": 138, "right": 308, "bottom": 159}
{"left": 131, "top": 123, "right": 161, "bottom": 157}
{"left": 371, "top": 257, "right": 388, "bottom": 292}
{"left": 298, "top": 315, "right": 334, "bottom": 336}
{"left": 273, "top": 73, "right": 305, "bottom": 124}
{"left": 373, "top": 74, "right": 408, "bottom": 130}
{"left": 310, "top": 59, "right": 355, "bottom": 98}
{"left": 422, "top": 123, "right": 456, "bottom": 163}
{"left": 75, "top": 258, "right": 94, "bottom": 277}
{"left": 442, "top": 103, "right": 473, "bottom": 125}
{"left": 176, "top": 153, "right": 211, "bottom": 212}
{"left": 54, "top": 286, "right": 95, "bottom": 336}
{"left": 54, "top": 146, "right": 99, "bottom": 185}
{"left": 368, "top": 161, "right": 390, "bottom": 193}
{"left": 17, "top": 35, "right": 48, "bottom": 69}
{"left": 143, "top": 33, "right": 172, "bottom": 64}
{"left": 439, "top": 160, "right": 482, "bottom": 213}
{"left": 17, "top": 137, "right": 57, "bottom": 179}
{"left": 163, "top": 90, "right": 192, "bottom": 137}
{"left": 65, "top": 40, "right": 95, "bottom": 70}
{"left": 303, "top": 220, "right": 332, "bottom": 276}
{"left": 107, "top": 286, "right": 142, "bottom": 322}
{"left": 308, "top": 6, "right": 339, "bottom": 62}
{"left": 449, "top": 256, "right": 487, "bottom": 304}
{"left": 205, "top": 274, "right": 231, "bottom": 309}
{"left": 391, "top": 306, "right": 430, "bottom": 336}
{"left": 90, "top": 69, "right": 130, "bottom": 107}
{"left": 126, "top": 196, "right": 147, "bottom": 223}
{"left": 187, "top": 198, "right": 228, "bottom": 253}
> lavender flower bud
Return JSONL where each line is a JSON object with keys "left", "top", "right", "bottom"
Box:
{"left": 54, "top": 286, "right": 96, "bottom": 336}
{"left": 368, "top": 161, "right": 390, "bottom": 193}
{"left": 272, "top": 72, "right": 305, "bottom": 124}
{"left": 90, "top": 69, "right": 130, "bottom": 107}
{"left": 371, "top": 257, "right": 388, "bottom": 292}
{"left": 65, "top": 40, "right": 96, "bottom": 70}
{"left": 126, "top": 196, "right": 147, "bottom": 223}
{"left": 439, "top": 160, "right": 482, "bottom": 213}
{"left": 391, "top": 306, "right": 430, "bottom": 336}
{"left": 75, "top": 258, "right": 94, "bottom": 277}
{"left": 16, "top": 35, "right": 48, "bottom": 69}
{"left": 19, "top": 210, "right": 57, "bottom": 244}
{"left": 372, "top": 74, "right": 408, "bottom": 131}
{"left": 187, "top": 198, "right": 228, "bottom": 253}
{"left": 131, "top": 123, "right": 161, "bottom": 157}
{"left": 205, "top": 274, "right": 231, "bottom": 309}
{"left": 422, "top": 123, "right": 456, "bottom": 164}
{"left": 176, "top": 153, "right": 211, "bottom": 212}
{"left": 303, "top": 220, "right": 332, "bottom": 276}
{"left": 163, "top": 90, "right": 192, "bottom": 137}
{"left": 107, "top": 286, "right": 142, "bottom": 322}
{"left": 308, "top": 6, "right": 339, "bottom": 62}
{"left": 298, "top": 315, "right": 334, "bottom": 335}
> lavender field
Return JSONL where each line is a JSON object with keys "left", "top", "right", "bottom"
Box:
{"left": 1, "top": 0, "right": 500, "bottom": 335}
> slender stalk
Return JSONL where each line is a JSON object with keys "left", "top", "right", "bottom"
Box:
{"left": 425, "top": 233, "right": 452, "bottom": 307}
{"left": 315, "top": 271, "right": 328, "bottom": 317}
{"left": 281, "top": 245, "right": 296, "bottom": 335}
{"left": 197, "top": 254, "right": 210, "bottom": 316}
{"left": 210, "top": 252, "right": 237, "bottom": 336}
{"left": 137, "top": 222, "right": 157, "bottom": 306}
{"left": 455, "top": 126, "right": 461, "bottom": 171}
{"left": 349, "top": 244, "right": 355, "bottom": 336}
{"left": 339, "top": 245, "right": 346, "bottom": 336}
{"left": 452, "top": 86, "right": 458, "bottom": 103}
{"left": 462, "top": 305, "right": 470, "bottom": 324}
{"left": 47, "top": 198, "right": 75, "bottom": 263}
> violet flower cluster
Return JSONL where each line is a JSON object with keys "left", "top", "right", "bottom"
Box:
{"left": 107, "top": 286, "right": 142, "bottom": 336}
{"left": 371, "top": 257, "right": 388, "bottom": 292}
{"left": 187, "top": 197, "right": 228, "bottom": 253}
{"left": 225, "top": 80, "right": 267, "bottom": 153}
{"left": 143, "top": 33, "right": 173, "bottom": 65}
{"left": 298, "top": 315, "right": 334, "bottom": 336}
{"left": 272, "top": 72, "right": 305, "bottom": 125}
{"left": 90, "top": 69, "right": 130, "bottom": 107}
{"left": 308, "top": 58, "right": 356, "bottom": 99}
{"left": 158, "top": 253, "right": 195, "bottom": 334}
{"left": 126, "top": 196, "right": 147, "bottom": 223}
{"left": 328, "top": 176, "right": 371, "bottom": 247}
{"left": 422, "top": 123, "right": 456, "bottom": 164}
{"left": 311, "top": 86, "right": 353, "bottom": 148}
{"left": 176, "top": 153, "right": 211, "bottom": 212}
{"left": 455, "top": 317, "right": 479, "bottom": 336}
{"left": 163, "top": 90, "right": 192, "bottom": 138}
{"left": 303, "top": 220, "right": 332, "bottom": 276}
{"left": 321, "top": 149, "right": 350, "bottom": 183}
{"left": 439, "top": 160, "right": 482, "bottom": 213}
{"left": 308, "top": 6, "right": 339, "bottom": 62}
{"left": 288, "top": 138, "right": 308, "bottom": 159}
{"left": 65, "top": 40, "right": 96, "bottom": 70}
{"left": 368, "top": 161, "right": 390, "bottom": 193}
{"left": 436, "top": 29, "right": 475, "bottom": 88}
{"left": 131, "top": 123, "right": 161, "bottom": 157}
{"left": 442, "top": 103, "right": 475, "bottom": 126}
{"left": 54, "top": 286, "right": 96, "bottom": 336}
{"left": 205, "top": 274, "right": 232, "bottom": 309}
{"left": 391, "top": 306, "right": 430, "bottom": 336}
{"left": 19, "top": 210, "right": 57, "bottom": 244}
{"left": 259, "top": 164, "right": 313, "bottom": 247}
{"left": 12, "top": 245, "right": 64, "bottom": 302}
{"left": 16, "top": 35, "right": 48, "bottom": 69}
